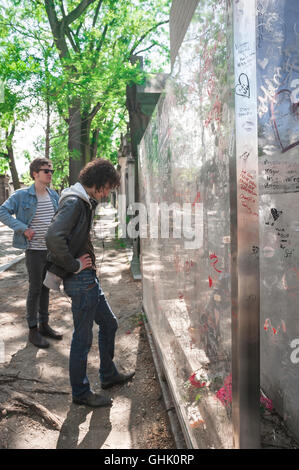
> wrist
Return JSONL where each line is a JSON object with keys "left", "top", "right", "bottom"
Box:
{"left": 74, "top": 258, "right": 83, "bottom": 274}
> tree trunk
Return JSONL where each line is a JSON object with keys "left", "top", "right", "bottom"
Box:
{"left": 91, "top": 128, "right": 99, "bottom": 159}
{"left": 68, "top": 100, "right": 84, "bottom": 184}
{"left": 44, "top": 0, "right": 99, "bottom": 183}
{"left": 81, "top": 114, "right": 92, "bottom": 164}
{"left": 6, "top": 123, "right": 20, "bottom": 190}
{"left": 7, "top": 146, "right": 20, "bottom": 190}
{"left": 45, "top": 99, "right": 50, "bottom": 159}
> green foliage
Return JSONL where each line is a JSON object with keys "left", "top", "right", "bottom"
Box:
{"left": 0, "top": 5, "right": 41, "bottom": 178}
{"left": 0, "top": 0, "right": 170, "bottom": 183}
{"left": 20, "top": 169, "right": 32, "bottom": 187}
{"left": 49, "top": 121, "right": 69, "bottom": 190}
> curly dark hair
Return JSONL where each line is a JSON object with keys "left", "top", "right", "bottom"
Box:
{"left": 79, "top": 158, "right": 120, "bottom": 190}
{"left": 29, "top": 158, "right": 52, "bottom": 179}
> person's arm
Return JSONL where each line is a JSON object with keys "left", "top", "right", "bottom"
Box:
{"left": 45, "top": 196, "right": 91, "bottom": 273}
{"left": 0, "top": 192, "right": 29, "bottom": 233}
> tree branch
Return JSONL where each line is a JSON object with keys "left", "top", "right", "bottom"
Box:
{"left": 59, "top": 0, "right": 67, "bottom": 19}
{"left": 0, "top": 151, "right": 9, "bottom": 159}
{"left": 66, "top": 26, "right": 80, "bottom": 52}
{"left": 63, "top": 0, "right": 97, "bottom": 27}
{"left": 96, "top": 24, "right": 108, "bottom": 53}
{"left": 44, "top": 0, "right": 70, "bottom": 58}
{"left": 5, "top": 120, "right": 16, "bottom": 145}
{"left": 129, "top": 20, "right": 169, "bottom": 56}
{"left": 59, "top": 0, "right": 79, "bottom": 52}
{"left": 88, "top": 101, "right": 102, "bottom": 121}
{"left": 0, "top": 20, "right": 49, "bottom": 42}
{"left": 92, "top": 0, "right": 103, "bottom": 27}
{"left": 89, "top": 18, "right": 108, "bottom": 54}
{"left": 75, "top": 20, "right": 84, "bottom": 37}
{"left": 44, "top": 0, "right": 60, "bottom": 34}
{"left": 134, "top": 43, "right": 157, "bottom": 56}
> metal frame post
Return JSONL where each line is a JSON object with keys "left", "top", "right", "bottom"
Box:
{"left": 231, "top": 0, "right": 260, "bottom": 449}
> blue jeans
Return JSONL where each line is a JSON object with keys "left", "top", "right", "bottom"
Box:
{"left": 63, "top": 269, "right": 118, "bottom": 398}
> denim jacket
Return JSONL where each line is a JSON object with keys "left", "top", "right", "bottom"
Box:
{"left": 0, "top": 184, "right": 59, "bottom": 250}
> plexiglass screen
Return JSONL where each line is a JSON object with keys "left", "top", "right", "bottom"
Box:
{"left": 139, "top": 0, "right": 234, "bottom": 448}
{"left": 258, "top": 0, "right": 299, "bottom": 441}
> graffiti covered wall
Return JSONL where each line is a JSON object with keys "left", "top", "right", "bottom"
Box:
{"left": 139, "top": 0, "right": 299, "bottom": 447}
{"left": 139, "top": 0, "right": 234, "bottom": 448}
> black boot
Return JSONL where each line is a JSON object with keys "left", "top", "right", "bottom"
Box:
{"left": 101, "top": 371, "right": 135, "bottom": 389}
{"left": 73, "top": 391, "right": 112, "bottom": 408}
{"left": 39, "top": 322, "right": 63, "bottom": 340}
{"left": 29, "top": 327, "right": 49, "bottom": 348}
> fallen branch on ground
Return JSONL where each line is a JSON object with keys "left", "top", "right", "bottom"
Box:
{"left": 0, "top": 373, "right": 47, "bottom": 384}
{"left": 0, "top": 388, "right": 62, "bottom": 430}
{"left": 17, "top": 387, "right": 69, "bottom": 395}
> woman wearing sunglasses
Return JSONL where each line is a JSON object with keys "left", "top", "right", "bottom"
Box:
{"left": 0, "top": 157, "right": 62, "bottom": 348}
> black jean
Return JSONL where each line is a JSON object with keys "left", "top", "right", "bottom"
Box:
{"left": 25, "top": 250, "right": 49, "bottom": 328}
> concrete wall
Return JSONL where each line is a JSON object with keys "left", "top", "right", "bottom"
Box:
{"left": 170, "top": 0, "right": 199, "bottom": 68}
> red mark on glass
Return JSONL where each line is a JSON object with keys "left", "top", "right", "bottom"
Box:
{"left": 264, "top": 318, "right": 286, "bottom": 335}
{"left": 281, "top": 320, "right": 286, "bottom": 333}
{"left": 209, "top": 253, "right": 222, "bottom": 273}
{"left": 192, "top": 192, "right": 201, "bottom": 206}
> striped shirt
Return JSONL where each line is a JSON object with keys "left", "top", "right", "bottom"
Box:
{"left": 28, "top": 192, "right": 55, "bottom": 250}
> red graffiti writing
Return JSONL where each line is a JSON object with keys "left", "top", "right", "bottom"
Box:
{"left": 239, "top": 170, "right": 258, "bottom": 216}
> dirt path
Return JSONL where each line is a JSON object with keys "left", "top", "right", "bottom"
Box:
{"left": 0, "top": 208, "right": 176, "bottom": 449}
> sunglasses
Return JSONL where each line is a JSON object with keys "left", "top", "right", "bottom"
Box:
{"left": 38, "top": 169, "right": 54, "bottom": 174}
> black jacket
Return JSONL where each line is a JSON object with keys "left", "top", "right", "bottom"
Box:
{"left": 46, "top": 195, "right": 94, "bottom": 279}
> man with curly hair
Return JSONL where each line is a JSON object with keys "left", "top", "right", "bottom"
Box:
{"left": 45, "top": 159, "right": 134, "bottom": 407}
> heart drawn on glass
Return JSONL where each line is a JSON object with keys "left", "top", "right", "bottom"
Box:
{"left": 235, "top": 73, "right": 250, "bottom": 98}
{"left": 270, "top": 89, "right": 299, "bottom": 154}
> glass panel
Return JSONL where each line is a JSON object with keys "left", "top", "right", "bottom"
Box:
{"left": 139, "top": 0, "right": 233, "bottom": 448}
{"left": 257, "top": 0, "right": 299, "bottom": 442}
